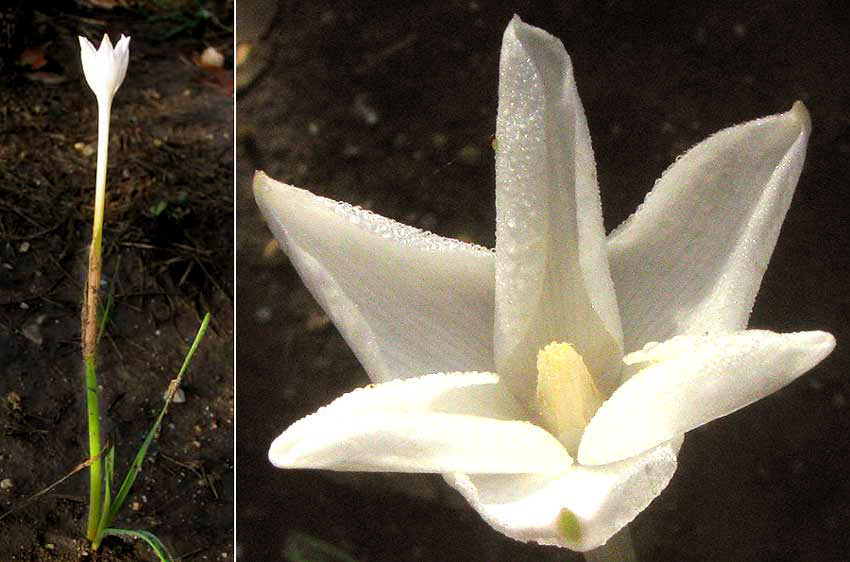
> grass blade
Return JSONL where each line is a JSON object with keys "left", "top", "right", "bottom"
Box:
{"left": 106, "top": 312, "right": 210, "bottom": 526}
{"left": 100, "top": 528, "right": 175, "bottom": 562}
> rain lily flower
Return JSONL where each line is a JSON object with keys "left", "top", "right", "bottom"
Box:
{"left": 253, "top": 16, "right": 835, "bottom": 553}
{"left": 78, "top": 33, "right": 130, "bottom": 255}
{"left": 79, "top": 34, "right": 130, "bottom": 106}
{"left": 78, "top": 32, "right": 130, "bottom": 542}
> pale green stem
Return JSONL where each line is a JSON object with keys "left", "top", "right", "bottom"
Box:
{"left": 83, "top": 98, "right": 112, "bottom": 543}
{"left": 84, "top": 355, "right": 102, "bottom": 541}
{"left": 583, "top": 527, "right": 636, "bottom": 562}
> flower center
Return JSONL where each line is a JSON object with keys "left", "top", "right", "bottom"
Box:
{"left": 535, "top": 342, "right": 603, "bottom": 455}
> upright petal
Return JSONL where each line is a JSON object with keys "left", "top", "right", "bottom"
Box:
{"left": 79, "top": 36, "right": 100, "bottom": 95}
{"left": 445, "top": 438, "right": 680, "bottom": 551}
{"left": 608, "top": 103, "right": 811, "bottom": 353}
{"left": 494, "top": 16, "right": 623, "bottom": 403}
{"left": 94, "top": 34, "right": 114, "bottom": 71}
{"left": 269, "top": 372, "right": 573, "bottom": 474}
{"left": 578, "top": 330, "right": 835, "bottom": 465}
{"left": 111, "top": 35, "right": 131, "bottom": 95}
{"left": 254, "top": 172, "right": 495, "bottom": 383}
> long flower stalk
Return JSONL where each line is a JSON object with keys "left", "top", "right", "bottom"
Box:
{"left": 81, "top": 100, "right": 110, "bottom": 541}
{"left": 79, "top": 33, "right": 130, "bottom": 543}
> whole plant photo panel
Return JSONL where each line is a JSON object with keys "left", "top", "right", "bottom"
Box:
{"left": 235, "top": 2, "right": 848, "bottom": 562}
{"left": 0, "top": 1, "right": 234, "bottom": 560}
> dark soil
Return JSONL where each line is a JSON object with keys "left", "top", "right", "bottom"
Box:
{"left": 236, "top": 2, "right": 849, "bottom": 562}
{"left": 1, "top": 3, "right": 233, "bottom": 561}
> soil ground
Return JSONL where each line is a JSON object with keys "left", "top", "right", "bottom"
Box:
{"left": 236, "top": 2, "right": 849, "bottom": 562}
{"left": 1, "top": 2, "right": 233, "bottom": 561}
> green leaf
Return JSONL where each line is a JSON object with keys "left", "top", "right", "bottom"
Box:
{"left": 106, "top": 313, "right": 211, "bottom": 526}
{"left": 93, "top": 445, "right": 116, "bottom": 547}
{"left": 100, "top": 528, "right": 175, "bottom": 562}
{"left": 285, "top": 532, "right": 360, "bottom": 562}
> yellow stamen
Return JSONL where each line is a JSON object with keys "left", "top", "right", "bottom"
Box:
{"left": 536, "top": 342, "right": 603, "bottom": 453}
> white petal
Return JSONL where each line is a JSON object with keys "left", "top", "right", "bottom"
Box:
{"left": 579, "top": 330, "right": 835, "bottom": 466}
{"left": 78, "top": 36, "right": 100, "bottom": 94}
{"left": 111, "top": 35, "right": 131, "bottom": 95}
{"left": 494, "top": 16, "right": 623, "bottom": 402}
{"left": 94, "top": 34, "right": 114, "bottom": 80}
{"left": 445, "top": 438, "right": 680, "bottom": 551}
{"left": 269, "top": 372, "right": 573, "bottom": 474}
{"left": 608, "top": 103, "right": 811, "bottom": 352}
{"left": 254, "top": 172, "right": 495, "bottom": 383}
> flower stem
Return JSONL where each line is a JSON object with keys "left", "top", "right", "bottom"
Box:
{"left": 83, "top": 100, "right": 112, "bottom": 543}
{"left": 84, "top": 355, "right": 102, "bottom": 541}
{"left": 583, "top": 527, "right": 636, "bottom": 562}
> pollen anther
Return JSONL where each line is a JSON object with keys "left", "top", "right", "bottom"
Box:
{"left": 536, "top": 342, "right": 603, "bottom": 454}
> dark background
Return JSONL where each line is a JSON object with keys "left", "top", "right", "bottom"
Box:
{"left": 236, "top": 2, "right": 849, "bottom": 561}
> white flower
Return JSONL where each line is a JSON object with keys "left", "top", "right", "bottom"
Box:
{"left": 253, "top": 16, "right": 835, "bottom": 552}
{"left": 77, "top": 32, "right": 130, "bottom": 245}
{"left": 79, "top": 34, "right": 130, "bottom": 105}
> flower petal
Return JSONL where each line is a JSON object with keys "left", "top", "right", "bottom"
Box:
{"left": 269, "top": 372, "right": 573, "bottom": 474}
{"left": 254, "top": 172, "right": 495, "bottom": 383}
{"left": 578, "top": 330, "right": 835, "bottom": 466}
{"left": 78, "top": 36, "right": 100, "bottom": 95}
{"left": 445, "top": 438, "right": 680, "bottom": 551}
{"left": 608, "top": 103, "right": 811, "bottom": 352}
{"left": 494, "top": 16, "right": 623, "bottom": 402}
{"left": 111, "top": 35, "right": 131, "bottom": 95}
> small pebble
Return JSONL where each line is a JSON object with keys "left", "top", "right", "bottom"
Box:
{"left": 200, "top": 46, "right": 224, "bottom": 68}
{"left": 18, "top": 241, "right": 30, "bottom": 253}
{"left": 74, "top": 142, "right": 95, "bottom": 157}
{"left": 0, "top": 478, "right": 13, "bottom": 490}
